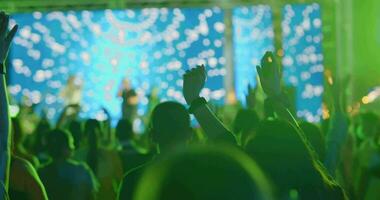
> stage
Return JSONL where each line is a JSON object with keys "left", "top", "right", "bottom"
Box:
{"left": 6, "top": 5, "right": 324, "bottom": 124}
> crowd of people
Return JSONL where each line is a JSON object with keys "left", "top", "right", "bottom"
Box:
{"left": 0, "top": 11, "right": 380, "bottom": 200}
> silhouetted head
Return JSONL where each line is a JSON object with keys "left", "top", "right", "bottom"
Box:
{"left": 150, "top": 101, "right": 192, "bottom": 152}
{"left": 116, "top": 118, "right": 134, "bottom": 143}
{"left": 122, "top": 78, "right": 131, "bottom": 90}
{"left": 233, "top": 109, "right": 260, "bottom": 146}
{"left": 134, "top": 145, "right": 274, "bottom": 200}
{"left": 299, "top": 121, "right": 326, "bottom": 160}
{"left": 84, "top": 119, "right": 102, "bottom": 142}
{"left": 245, "top": 119, "right": 319, "bottom": 194}
{"left": 46, "top": 129, "right": 75, "bottom": 160}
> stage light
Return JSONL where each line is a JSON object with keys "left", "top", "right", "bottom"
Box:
{"left": 362, "top": 96, "right": 370, "bottom": 104}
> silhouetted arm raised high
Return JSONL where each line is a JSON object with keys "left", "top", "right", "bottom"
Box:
{"left": 182, "top": 65, "right": 235, "bottom": 143}
{"left": 0, "top": 11, "right": 18, "bottom": 193}
{"left": 256, "top": 52, "right": 321, "bottom": 160}
{"left": 324, "top": 76, "right": 349, "bottom": 175}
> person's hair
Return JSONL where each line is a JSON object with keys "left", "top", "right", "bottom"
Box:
{"left": 116, "top": 118, "right": 134, "bottom": 142}
{"left": 233, "top": 109, "right": 260, "bottom": 146}
{"left": 46, "top": 129, "right": 74, "bottom": 159}
{"left": 299, "top": 121, "right": 326, "bottom": 160}
{"left": 134, "top": 145, "right": 274, "bottom": 200}
{"left": 150, "top": 101, "right": 192, "bottom": 149}
{"left": 85, "top": 119, "right": 101, "bottom": 173}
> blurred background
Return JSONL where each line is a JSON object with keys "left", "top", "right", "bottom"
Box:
{"left": 0, "top": 0, "right": 379, "bottom": 125}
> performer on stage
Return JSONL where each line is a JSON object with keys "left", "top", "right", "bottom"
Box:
{"left": 60, "top": 75, "right": 83, "bottom": 106}
{"left": 117, "top": 78, "right": 138, "bottom": 120}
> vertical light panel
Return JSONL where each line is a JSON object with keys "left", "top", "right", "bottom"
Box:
{"left": 282, "top": 4, "right": 324, "bottom": 122}
{"left": 232, "top": 5, "right": 274, "bottom": 105}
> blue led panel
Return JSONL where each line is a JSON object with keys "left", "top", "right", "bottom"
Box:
{"left": 8, "top": 8, "right": 226, "bottom": 123}
{"left": 282, "top": 4, "right": 324, "bottom": 122}
{"left": 233, "top": 5, "right": 274, "bottom": 105}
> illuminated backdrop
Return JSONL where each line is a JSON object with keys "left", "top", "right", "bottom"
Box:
{"left": 232, "top": 5, "right": 274, "bottom": 105}
{"left": 282, "top": 4, "right": 324, "bottom": 122}
{"left": 9, "top": 8, "right": 226, "bottom": 122}
{"left": 8, "top": 4, "right": 324, "bottom": 123}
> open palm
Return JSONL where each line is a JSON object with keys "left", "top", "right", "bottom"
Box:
{"left": 256, "top": 51, "right": 282, "bottom": 98}
{"left": 182, "top": 64, "right": 207, "bottom": 104}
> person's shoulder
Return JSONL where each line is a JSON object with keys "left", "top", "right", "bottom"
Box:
{"left": 66, "top": 159, "right": 93, "bottom": 172}
{"left": 67, "top": 160, "right": 99, "bottom": 189}
{"left": 119, "top": 162, "right": 150, "bottom": 198}
{"left": 11, "top": 155, "right": 44, "bottom": 189}
{"left": 37, "top": 160, "right": 52, "bottom": 174}
{"left": 11, "top": 156, "right": 36, "bottom": 175}
{"left": 123, "top": 161, "right": 151, "bottom": 181}
{"left": 210, "top": 130, "right": 237, "bottom": 144}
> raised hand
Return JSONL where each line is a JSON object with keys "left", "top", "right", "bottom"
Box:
{"left": 181, "top": 64, "right": 235, "bottom": 143}
{"left": 324, "top": 72, "right": 350, "bottom": 114}
{"left": 256, "top": 51, "right": 282, "bottom": 98}
{"left": 245, "top": 84, "right": 257, "bottom": 109}
{"left": 0, "top": 11, "right": 18, "bottom": 64}
{"left": 182, "top": 64, "right": 207, "bottom": 105}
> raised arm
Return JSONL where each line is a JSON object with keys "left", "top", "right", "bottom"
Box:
{"left": 256, "top": 52, "right": 323, "bottom": 161}
{"left": 323, "top": 75, "right": 349, "bottom": 175}
{"left": 56, "top": 104, "right": 80, "bottom": 128}
{"left": 182, "top": 65, "right": 235, "bottom": 143}
{"left": 0, "top": 11, "right": 18, "bottom": 192}
{"left": 256, "top": 52, "right": 300, "bottom": 129}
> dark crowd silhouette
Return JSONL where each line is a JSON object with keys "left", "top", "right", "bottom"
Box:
{"left": 0, "top": 11, "right": 380, "bottom": 200}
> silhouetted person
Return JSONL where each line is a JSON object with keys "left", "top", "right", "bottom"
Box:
{"left": 11, "top": 117, "right": 40, "bottom": 167}
{"left": 85, "top": 119, "right": 123, "bottom": 200}
{"left": 117, "top": 78, "right": 138, "bottom": 121}
{"left": 38, "top": 129, "right": 98, "bottom": 200}
{"left": 9, "top": 155, "right": 48, "bottom": 200}
{"left": 30, "top": 118, "right": 52, "bottom": 164}
{"left": 60, "top": 75, "right": 83, "bottom": 106}
{"left": 233, "top": 109, "right": 260, "bottom": 147}
{"left": 355, "top": 112, "right": 380, "bottom": 199}
{"left": 8, "top": 117, "right": 47, "bottom": 200}
{"left": 0, "top": 11, "right": 18, "bottom": 192}
{"left": 245, "top": 119, "right": 347, "bottom": 199}
{"left": 116, "top": 118, "right": 152, "bottom": 173}
{"left": 118, "top": 101, "right": 194, "bottom": 200}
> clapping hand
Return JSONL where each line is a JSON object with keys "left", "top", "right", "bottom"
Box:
{"left": 0, "top": 11, "right": 18, "bottom": 64}
{"left": 256, "top": 51, "right": 282, "bottom": 98}
{"left": 183, "top": 64, "right": 207, "bottom": 105}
